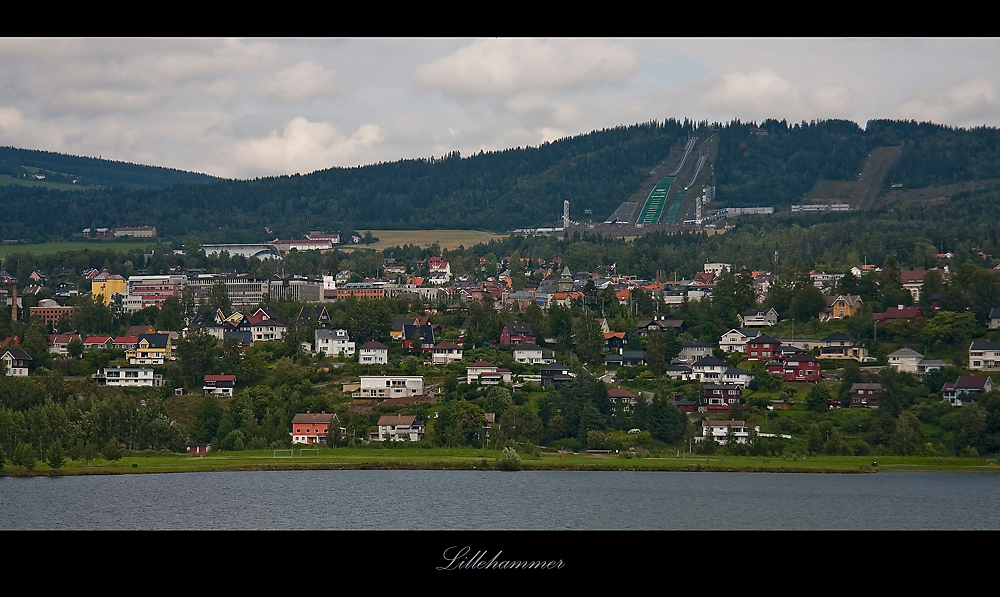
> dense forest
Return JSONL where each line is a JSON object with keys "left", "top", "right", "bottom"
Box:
{"left": 1, "top": 118, "right": 1000, "bottom": 242}
{"left": 0, "top": 146, "right": 218, "bottom": 189}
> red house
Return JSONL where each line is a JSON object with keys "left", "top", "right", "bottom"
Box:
{"left": 290, "top": 411, "right": 340, "bottom": 444}
{"left": 783, "top": 353, "right": 822, "bottom": 381}
{"left": 746, "top": 335, "right": 781, "bottom": 360}
{"left": 500, "top": 322, "right": 535, "bottom": 345}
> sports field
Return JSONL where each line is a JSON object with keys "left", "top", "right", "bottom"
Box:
{"left": 345, "top": 230, "right": 507, "bottom": 252}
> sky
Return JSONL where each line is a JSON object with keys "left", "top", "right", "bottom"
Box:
{"left": 1, "top": 38, "right": 997, "bottom": 180}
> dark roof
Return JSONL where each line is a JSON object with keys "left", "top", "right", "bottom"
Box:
{"left": 1, "top": 348, "right": 32, "bottom": 360}
{"left": 137, "top": 333, "right": 169, "bottom": 348}
{"left": 971, "top": 341, "right": 1000, "bottom": 351}
{"left": 503, "top": 322, "right": 534, "bottom": 336}
{"left": 360, "top": 341, "right": 388, "bottom": 350}
{"left": 292, "top": 412, "right": 338, "bottom": 425}
{"left": 991, "top": 308, "right": 1000, "bottom": 319}
{"left": 823, "top": 332, "right": 856, "bottom": 342}
{"left": 748, "top": 335, "right": 780, "bottom": 344}
{"left": 693, "top": 356, "right": 727, "bottom": 367}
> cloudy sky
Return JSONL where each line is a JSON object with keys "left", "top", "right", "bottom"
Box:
{"left": 1, "top": 38, "right": 997, "bottom": 180}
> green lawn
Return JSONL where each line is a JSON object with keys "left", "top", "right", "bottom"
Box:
{"left": 6, "top": 449, "right": 998, "bottom": 476}
{"left": 0, "top": 240, "right": 158, "bottom": 259}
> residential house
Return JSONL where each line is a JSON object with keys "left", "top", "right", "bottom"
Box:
{"left": 703, "top": 385, "right": 743, "bottom": 412}
{"left": 126, "top": 333, "right": 171, "bottom": 365}
{"left": 691, "top": 356, "right": 729, "bottom": 384}
{"left": 500, "top": 322, "right": 536, "bottom": 345}
{"left": 820, "top": 294, "right": 864, "bottom": 322}
{"left": 783, "top": 353, "right": 821, "bottom": 381}
{"left": 358, "top": 341, "right": 389, "bottom": 365}
{"left": 676, "top": 340, "right": 713, "bottom": 364}
{"left": 665, "top": 364, "right": 693, "bottom": 381}
{"left": 432, "top": 342, "right": 463, "bottom": 364}
{"left": 746, "top": 335, "right": 781, "bottom": 361}
{"left": 990, "top": 308, "right": 1000, "bottom": 330}
{"left": 969, "top": 342, "right": 1000, "bottom": 372}
{"left": 874, "top": 306, "right": 924, "bottom": 325}
{"left": 697, "top": 420, "right": 757, "bottom": 445}
{"left": 738, "top": 308, "right": 778, "bottom": 327}
{"left": 290, "top": 411, "right": 340, "bottom": 444}
{"left": 604, "top": 350, "right": 645, "bottom": 367}
{"left": 203, "top": 374, "right": 236, "bottom": 397}
{"left": 513, "top": 343, "right": 553, "bottom": 365}
{"left": 401, "top": 324, "right": 435, "bottom": 352}
{"left": 541, "top": 363, "right": 574, "bottom": 389}
{"left": 371, "top": 414, "right": 425, "bottom": 442}
{"left": 92, "top": 367, "right": 162, "bottom": 387}
{"left": 83, "top": 336, "right": 114, "bottom": 351}
{"left": 315, "top": 328, "right": 355, "bottom": 357}
{"left": 850, "top": 383, "right": 882, "bottom": 408}
{"left": 47, "top": 333, "right": 81, "bottom": 356}
{"left": 0, "top": 348, "right": 31, "bottom": 376}
{"left": 604, "top": 332, "right": 628, "bottom": 351}
{"left": 354, "top": 376, "right": 425, "bottom": 399}
{"left": 607, "top": 388, "right": 638, "bottom": 416}
{"left": 887, "top": 348, "right": 944, "bottom": 374}
{"left": 819, "top": 332, "right": 869, "bottom": 361}
{"left": 942, "top": 376, "right": 995, "bottom": 406}
{"left": 719, "top": 328, "right": 759, "bottom": 353}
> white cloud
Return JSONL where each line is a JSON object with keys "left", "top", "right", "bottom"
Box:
{"left": 897, "top": 78, "right": 1000, "bottom": 125}
{"left": 230, "top": 117, "right": 385, "bottom": 178}
{"left": 704, "top": 69, "right": 801, "bottom": 117}
{"left": 257, "top": 61, "right": 339, "bottom": 102}
{"left": 413, "top": 38, "right": 638, "bottom": 98}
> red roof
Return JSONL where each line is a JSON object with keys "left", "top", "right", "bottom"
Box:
{"left": 204, "top": 374, "right": 236, "bottom": 382}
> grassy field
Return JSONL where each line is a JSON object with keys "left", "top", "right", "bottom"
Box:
{"left": 6, "top": 449, "right": 998, "bottom": 476}
{"left": 0, "top": 173, "right": 92, "bottom": 192}
{"left": 0, "top": 240, "right": 158, "bottom": 259}
{"left": 343, "top": 230, "right": 507, "bottom": 252}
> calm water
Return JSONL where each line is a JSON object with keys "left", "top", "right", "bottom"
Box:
{"left": 2, "top": 470, "right": 998, "bottom": 530}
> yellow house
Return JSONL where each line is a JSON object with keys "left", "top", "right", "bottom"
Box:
{"left": 821, "top": 294, "right": 863, "bottom": 322}
{"left": 126, "top": 333, "right": 172, "bottom": 364}
{"left": 91, "top": 271, "right": 127, "bottom": 306}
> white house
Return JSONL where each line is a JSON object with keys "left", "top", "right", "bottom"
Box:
{"left": 696, "top": 419, "right": 759, "bottom": 445}
{"left": 969, "top": 342, "right": 1000, "bottom": 372}
{"left": 466, "top": 361, "right": 512, "bottom": 385}
{"left": 358, "top": 341, "right": 389, "bottom": 364}
{"left": 514, "top": 343, "right": 552, "bottom": 364}
{"left": 92, "top": 367, "right": 162, "bottom": 387}
{"left": 719, "top": 329, "right": 759, "bottom": 353}
{"left": 371, "top": 414, "right": 425, "bottom": 442}
{"left": 354, "top": 376, "right": 424, "bottom": 399}
{"left": 315, "top": 328, "right": 355, "bottom": 357}
{"left": 431, "top": 342, "right": 463, "bottom": 364}
{"left": 738, "top": 308, "right": 779, "bottom": 327}
{"left": 0, "top": 348, "right": 31, "bottom": 376}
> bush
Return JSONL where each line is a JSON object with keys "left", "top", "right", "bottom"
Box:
{"left": 497, "top": 447, "right": 522, "bottom": 471}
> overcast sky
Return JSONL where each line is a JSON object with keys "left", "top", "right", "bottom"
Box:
{"left": 1, "top": 38, "right": 997, "bottom": 180}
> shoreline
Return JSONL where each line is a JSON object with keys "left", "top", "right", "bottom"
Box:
{"left": 4, "top": 452, "right": 997, "bottom": 477}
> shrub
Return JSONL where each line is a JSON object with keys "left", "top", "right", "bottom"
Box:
{"left": 497, "top": 447, "right": 522, "bottom": 471}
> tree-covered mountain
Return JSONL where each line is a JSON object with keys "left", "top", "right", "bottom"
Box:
{"left": 1, "top": 118, "right": 999, "bottom": 242}
{"left": 0, "top": 146, "right": 219, "bottom": 189}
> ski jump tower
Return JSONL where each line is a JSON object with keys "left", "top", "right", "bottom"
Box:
{"left": 563, "top": 200, "right": 570, "bottom": 228}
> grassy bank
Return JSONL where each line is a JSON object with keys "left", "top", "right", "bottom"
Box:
{"left": 4, "top": 449, "right": 998, "bottom": 477}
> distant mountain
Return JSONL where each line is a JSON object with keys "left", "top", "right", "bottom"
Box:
{"left": 0, "top": 118, "right": 999, "bottom": 243}
{"left": 0, "top": 146, "right": 219, "bottom": 190}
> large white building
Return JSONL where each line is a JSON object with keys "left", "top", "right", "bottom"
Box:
{"left": 92, "top": 367, "right": 163, "bottom": 387}
{"left": 353, "top": 376, "right": 424, "bottom": 399}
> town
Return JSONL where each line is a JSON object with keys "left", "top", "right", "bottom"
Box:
{"left": 3, "top": 219, "right": 1000, "bottom": 473}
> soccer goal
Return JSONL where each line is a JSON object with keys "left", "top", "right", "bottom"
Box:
{"left": 299, "top": 449, "right": 320, "bottom": 457}
{"left": 273, "top": 449, "right": 293, "bottom": 458}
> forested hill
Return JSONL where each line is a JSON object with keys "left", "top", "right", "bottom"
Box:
{"left": 0, "top": 146, "right": 219, "bottom": 189}
{"left": 1, "top": 118, "right": 1000, "bottom": 242}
